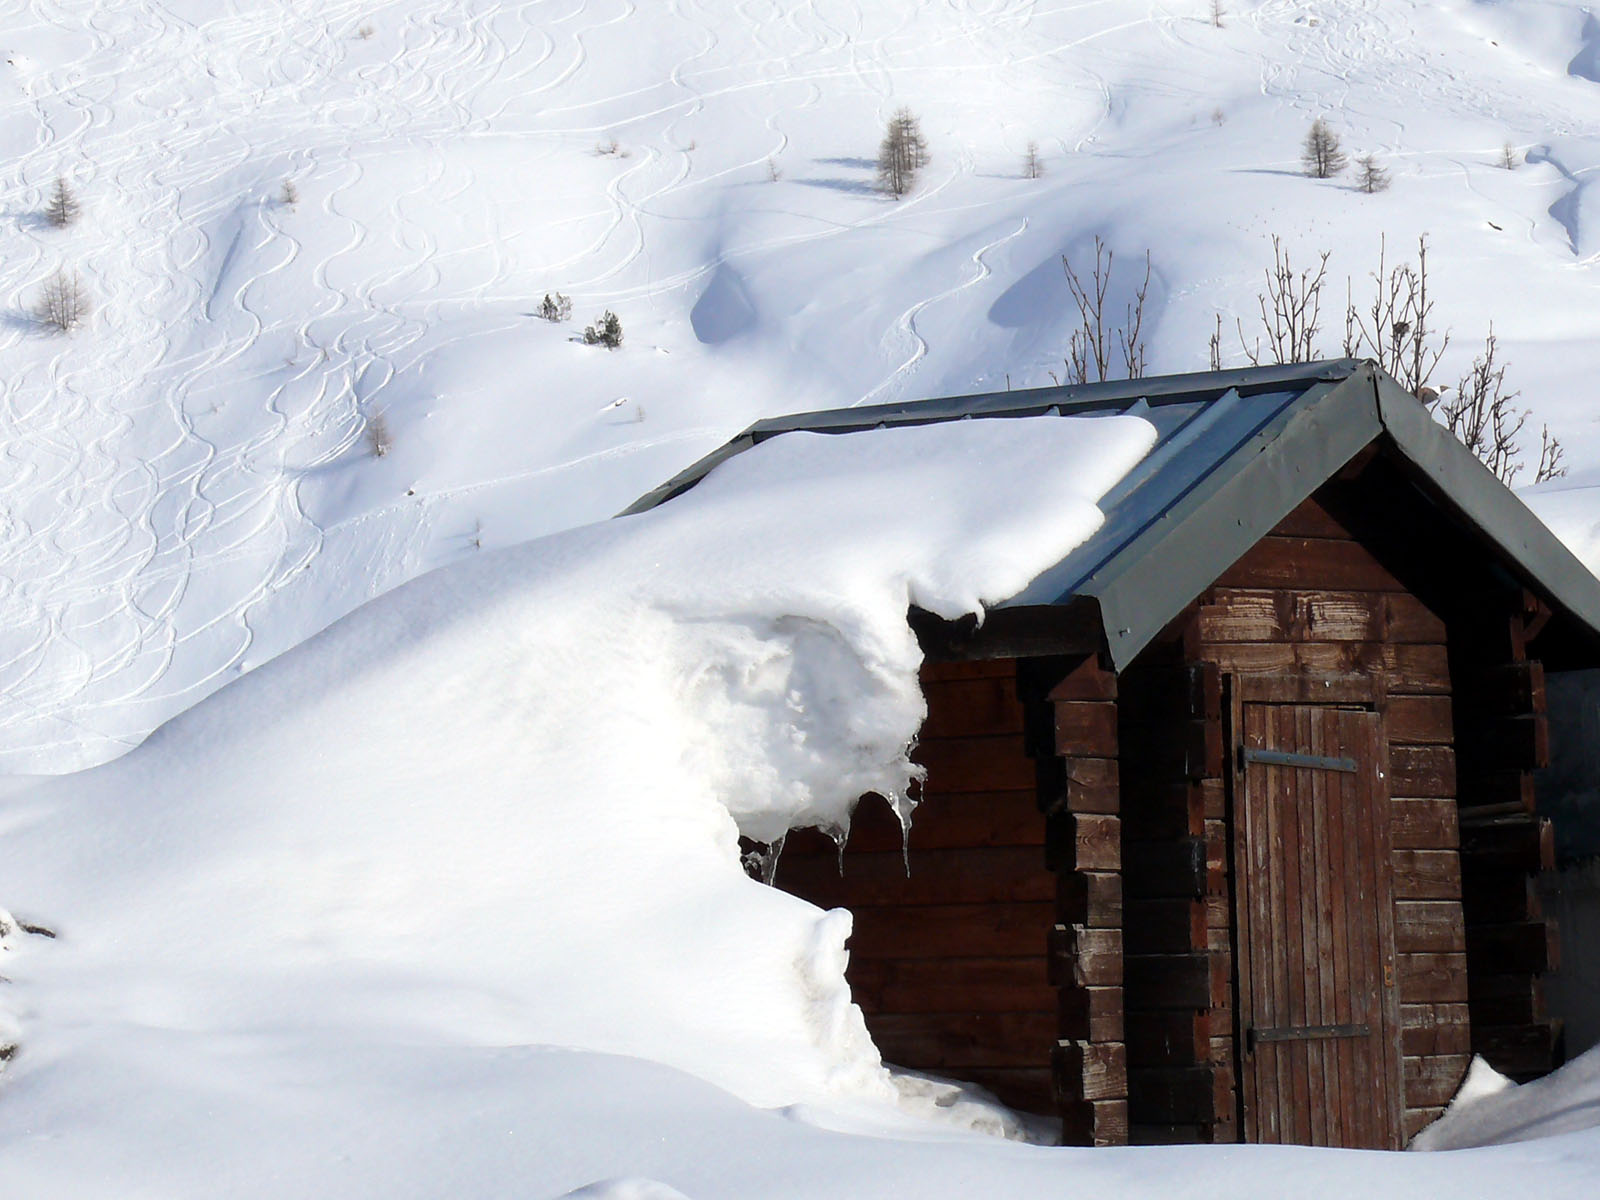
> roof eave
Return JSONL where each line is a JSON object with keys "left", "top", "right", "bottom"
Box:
{"left": 1372, "top": 372, "right": 1600, "bottom": 663}
{"left": 1077, "top": 364, "right": 1385, "bottom": 671}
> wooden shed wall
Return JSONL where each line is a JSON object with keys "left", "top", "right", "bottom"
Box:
{"left": 773, "top": 658, "right": 1060, "bottom": 1114}
{"left": 1194, "top": 495, "right": 1469, "bottom": 1144}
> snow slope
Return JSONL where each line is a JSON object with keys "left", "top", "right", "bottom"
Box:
{"left": 2, "top": 408, "right": 1598, "bottom": 1197}
{"left": 5, "top": 0, "right": 1600, "bottom": 771}
{"left": 0, "top": 412, "right": 1166, "bottom": 1190}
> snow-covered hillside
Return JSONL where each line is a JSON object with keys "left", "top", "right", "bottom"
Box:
{"left": 5, "top": 0, "right": 1600, "bottom": 771}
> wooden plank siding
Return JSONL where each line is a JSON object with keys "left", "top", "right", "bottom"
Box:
{"left": 1173, "top": 494, "right": 1470, "bottom": 1146}
{"left": 772, "top": 658, "right": 1060, "bottom": 1117}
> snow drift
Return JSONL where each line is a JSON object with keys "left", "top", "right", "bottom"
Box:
{"left": 1413, "top": 1048, "right": 1600, "bottom": 1150}
{"left": 0, "top": 412, "right": 1154, "bottom": 1143}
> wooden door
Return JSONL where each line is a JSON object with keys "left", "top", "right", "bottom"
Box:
{"left": 1231, "top": 703, "right": 1403, "bottom": 1148}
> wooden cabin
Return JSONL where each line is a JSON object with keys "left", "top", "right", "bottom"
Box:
{"left": 626, "top": 360, "right": 1600, "bottom": 1149}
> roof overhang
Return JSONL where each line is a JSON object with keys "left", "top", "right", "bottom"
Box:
{"left": 622, "top": 361, "right": 1600, "bottom": 672}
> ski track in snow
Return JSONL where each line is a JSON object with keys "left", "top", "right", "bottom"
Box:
{"left": 0, "top": 0, "right": 1073, "bottom": 773}
{"left": 2, "top": 0, "right": 1599, "bottom": 771}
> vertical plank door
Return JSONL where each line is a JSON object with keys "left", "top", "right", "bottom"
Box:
{"left": 1232, "top": 703, "right": 1403, "bottom": 1149}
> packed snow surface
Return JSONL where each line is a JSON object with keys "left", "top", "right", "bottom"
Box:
{"left": 8, "top": 0, "right": 1600, "bottom": 771}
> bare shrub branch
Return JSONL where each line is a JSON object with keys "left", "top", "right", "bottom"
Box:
{"left": 1340, "top": 235, "right": 1448, "bottom": 396}
{"left": 1238, "top": 235, "right": 1328, "bottom": 365}
{"left": 1061, "top": 238, "right": 1149, "bottom": 384}
{"left": 1434, "top": 330, "right": 1524, "bottom": 483}
{"left": 1536, "top": 425, "right": 1567, "bottom": 483}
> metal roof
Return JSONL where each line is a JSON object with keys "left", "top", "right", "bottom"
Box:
{"left": 623, "top": 360, "right": 1600, "bottom": 671}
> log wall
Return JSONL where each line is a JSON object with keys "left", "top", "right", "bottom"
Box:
{"left": 773, "top": 658, "right": 1059, "bottom": 1115}
{"left": 1033, "top": 656, "right": 1128, "bottom": 1145}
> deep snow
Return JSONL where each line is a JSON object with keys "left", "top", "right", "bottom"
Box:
{"left": 4, "top": 1, "right": 1600, "bottom": 1194}
{"left": 1, "top": 408, "right": 1598, "bottom": 1196}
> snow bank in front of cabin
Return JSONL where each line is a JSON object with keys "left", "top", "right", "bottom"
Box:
{"left": 1412, "top": 1047, "right": 1600, "bottom": 1150}
{"left": 0, "top": 412, "right": 1155, "bottom": 1166}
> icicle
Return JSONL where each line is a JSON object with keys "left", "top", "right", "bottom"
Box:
{"left": 760, "top": 832, "right": 786, "bottom": 885}
{"left": 887, "top": 790, "right": 920, "bottom": 877}
{"left": 821, "top": 823, "right": 849, "bottom": 875}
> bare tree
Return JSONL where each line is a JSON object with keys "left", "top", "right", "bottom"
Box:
{"left": 1239, "top": 236, "right": 1329, "bottom": 365}
{"left": 1059, "top": 237, "right": 1150, "bottom": 384}
{"left": 1302, "top": 118, "right": 1347, "bottom": 179}
{"left": 876, "top": 107, "right": 930, "bottom": 198}
{"left": 1208, "top": 313, "right": 1224, "bottom": 371}
{"left": 46, "top": 177, "right": 79, "bottom": 228}
{"left": 1500, "top": 142, "right": 1520, "bottom": 170}
{"left": 1209, "top": 0, "right": 1225, "bottom": 27}
{"left": 1341, "top": 235, "right": 1447, "bottom": 396}
{"left": 33, "top": 268, "right": 89, "bottom": 332}
{"left": 1356, "top": 153, "right": 1390, "bottom": 193}
{"left": 365, "top": 410, "right": 393, "bottom": 457}
{"left": 766, "top": 157, "right": 781, "bottom": 182}
{"left": 279, "top": 178, "right": 299, "bottom": 208}
{"left": 1022, "top": 141, "right": 1043, "bottom": 179}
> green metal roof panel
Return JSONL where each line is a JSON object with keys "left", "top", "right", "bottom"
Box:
{"left": 622, "top": 360, "right": 1600, "bottom": 670}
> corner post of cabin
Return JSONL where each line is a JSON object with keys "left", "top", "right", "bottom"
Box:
{"left": 1027, "top": 654, "right": 1127, "bottom": 1145}
{"left": 1455, "top": 589, "right": 1562, "bottom": 1080}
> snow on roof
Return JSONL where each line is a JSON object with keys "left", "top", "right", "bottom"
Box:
{"left": 633, "top": 361, "right": 1600, "bottom": 670}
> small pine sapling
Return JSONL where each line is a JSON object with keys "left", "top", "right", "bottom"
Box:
{"left": 46, "top": 177, "right": 79, "bottom": 228}
{"left": 766, "top": 157, "right": 781, "bottom": 182}
{"left": 279, "top": 178, "right": 299, "bottom": 208}
{"left": 1302, "top": 118, "right": 1347, "bottom": 178}
{"left": 538, "top": 292, "right": 573, "bottom": 322}
{"left": 1536, "top": 425, "right": 1567, "bottom": 482}
{"left": 583, "top": 310, "right": 623, "bottom": 348}
{"left": 1356, "top": 153, "right": 1390, "bottom": 193}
